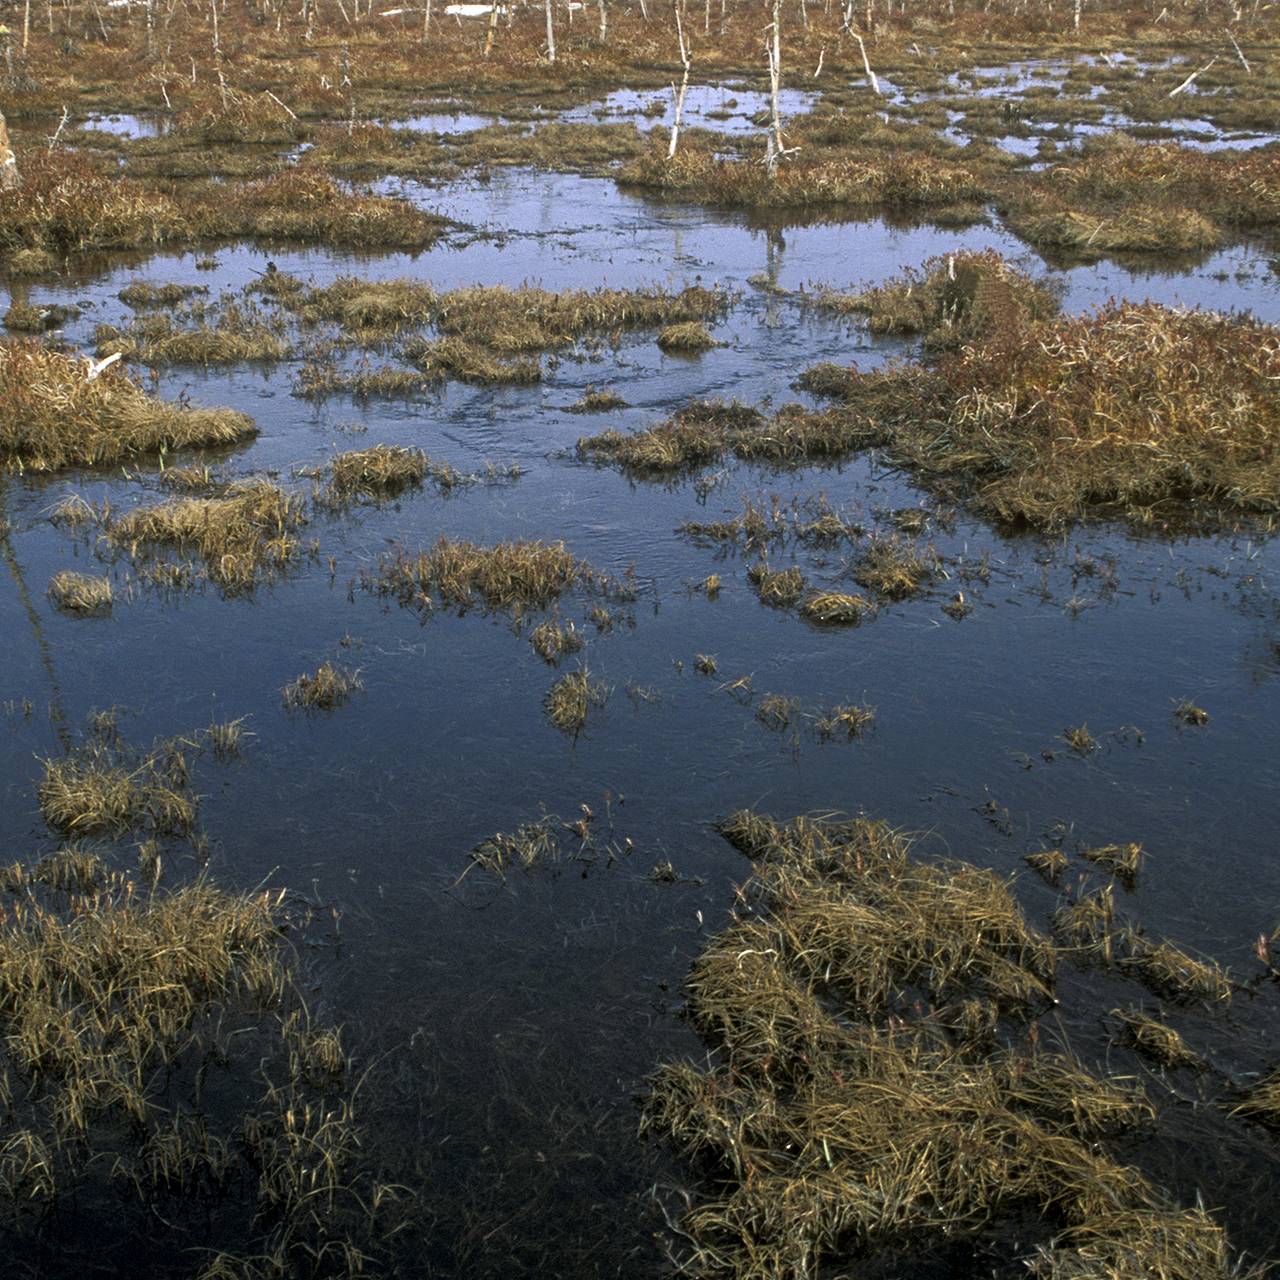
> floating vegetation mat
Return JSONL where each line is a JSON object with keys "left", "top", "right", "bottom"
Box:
{"left": 643, "top": 811, "right": 1263, "bottom": 1279}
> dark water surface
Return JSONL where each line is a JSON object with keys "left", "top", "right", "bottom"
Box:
{"left": 2, "top": 169, "right": 1279, "bottom": 1275}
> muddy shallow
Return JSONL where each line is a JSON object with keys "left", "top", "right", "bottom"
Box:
{"left": 2, "top": 160, "right": 1279, "bottom": 1275}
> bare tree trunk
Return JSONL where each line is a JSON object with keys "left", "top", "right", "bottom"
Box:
{"left": 484, "top": 0, "right": 499, "bottom": 54}
{"left": 0, "top": 110, "right": 20, "bottom": 191}
{"left": 668, "top": 0, "right": 690, "bottom": 158}
{"left": 765, "top": 0, "right": 783, "bottom": 175}
{"left": 597, "top": 0, "right": 606, "bottom": 40}
{"left": 544, "top": 0, "right": 556, "bottom": 61}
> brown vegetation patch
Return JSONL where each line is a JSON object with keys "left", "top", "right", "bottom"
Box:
{"left": 0, "top": 340, "right": 255, "bottom": 473}
{"left": 544, "top": 667, "right": 608, "bottom": 735}
{"left": 372, "top": 537, "right": 592, "bottom": 616}
{"left": 807, "top": 302, "right": 1280, "bottom": 528}
{"left": 817, "top": 249, "right": 1060, "bottom": 348}
{"left": 47, "top": 570, "right": 112, "bottom": 616}
{"left": 282, "top": 661, "right": 363, "bottom": 711}
{"left": 105, "top": 479, "right": 307, "bottom": 590}
{"left": 643, "top": 811, "right": 1243, "bottom": 1278}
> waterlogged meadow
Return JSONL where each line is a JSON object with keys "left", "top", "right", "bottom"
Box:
{"left": 2, "top": 0, "right": 1280, "bottom": 1275}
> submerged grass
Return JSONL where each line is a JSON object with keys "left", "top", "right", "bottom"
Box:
{"left": 0, "top": 340, "right": 255, "bottom": 474}
{"left": 1231, "top": 1068, "right": 1280, "bottom": 1131}
{"left": 2, "top": 718, "right": 390, "bottom": 1269}
{"left": 645, "top": 811, "right": 1243, "bottom": 1278}
{"left": 1110, "top": 1010, "right": 1202, "bottom": 1070}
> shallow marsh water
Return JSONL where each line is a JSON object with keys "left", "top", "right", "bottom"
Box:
{"left": 2, "top": 162, "right": 1280, "bottom": 1275}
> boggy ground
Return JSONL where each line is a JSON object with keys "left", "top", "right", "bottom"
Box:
{"left": 2, "top": 5, "right": 1280, "bottom": 1279}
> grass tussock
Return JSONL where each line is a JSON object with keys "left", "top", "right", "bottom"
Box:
{"left": 404, "top": 335, "right": 540, "bottom": 385}
{"left": 294, "top": 360, "right": 430, "bottom": 401}
{"left": 643, "top": 810, "right": 1242, "bottom": 1278}
{"left": 853, "top": 536, "right": 938, "bottom": 599}
{"left": 800, "top": 590, "right": 875, "bottom": 626}
{"left": 565, "top": 386, "right": 629, "bottom": 414}
{"left": 1064, "top": 724, "right": 1098, "bottom": 754}
{"left": 544, "top": 668, "right": 607, "bottom": 736}
{"left": 327, "top": 445, "right": 428, "bottom": 498}
{"left": 432, "top": 283, "right": 726, "bottom": 354}
{"left": 814, "top": 703, "right": 876, "bottom": 740}
{"left": 0, "top": 340, "right": 256, "bottom": 474}
{"left": 47, "top": 570, "right": 112, "bottom": 616}
{"left": 95, "top": 307, "right": 289, "bottom": 366}
{"left": 296, "top": 275, "right": 437, "bottom": 338}
{"left": 1009, "top": 203, "right": 1221, "bottom": 256}
{"left": 622, "top": 141, "right": 991, "bottom": 212}
{"left": 106, "top": 480, "right": 307, "bottom": 590}
{"left": 0, "top": 151, "right": 445, "bottom": 257}
{"left": 747, "top": 561, "right": 805, "bottom": 607}
{"left": 118, "top": 282, "right": 209, "bottom": 309}
{"left": 657, "top": 321, "right": 717, "bottom": 354}
{"left": 373, "top": 537, "right": 591, "bottom": 616}
{"left": 529, "top": 615, "right": 585, "bottom": 664}
{"left": 39, "top": 734, "right": 197, "bottom": 837}
{"left": 4, "top": 301, "right": 76, "bottom": 332}
{"left": 1121, "top": 933, "right": 1233, "bottom": 1006}
{"left": 1025, "top": 848, "right": 1069, "bottom": 885}
{"left": 282, "top": 661, "right": 362, "bottom": 712}
{"left": 818, "top": 250, "right": 1060, "bottom": 349}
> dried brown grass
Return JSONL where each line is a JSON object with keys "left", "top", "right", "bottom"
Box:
{"left": 0, "top": 340, "right": 255, "bottom": 474}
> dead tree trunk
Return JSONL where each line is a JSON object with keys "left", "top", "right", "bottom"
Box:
{"left": 544, "top": 0, "right": 556, "bottom": 62}
{"left": 765, "top": 0, "right": 783, "bottom": 176}
{"left": 668, "top": 0, "right": 691, "bottom": 158}
{"left": 0, "top": 110, "right": 20, "bottom": 191}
